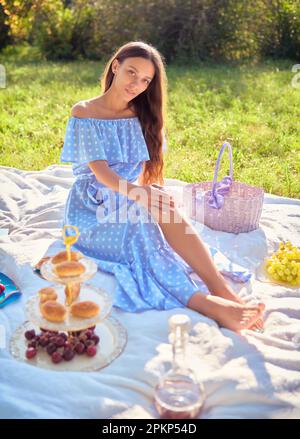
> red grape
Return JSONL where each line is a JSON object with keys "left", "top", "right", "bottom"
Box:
{"left": 75, "top": 342, "right": 85, "bottom": 354}
{"left": 91, "top": 335, "right": 100, "bottom": 345}
{"left": 46, "top": 343, "right": 57, "bottom": 356}
{"left": 85, "top": 340, "right": 95, "bottom": 348}
{"left": 54, "top": 336, "right": 65, "bottom": 347}
{"left": 51, "top": 352, "right": 63, "bottom": 364}
{"left": 39, "top": 336, "right": 49, "bottom": 347}
{"left": 79, "top": 334, "right": 87, "bottom": 343}
{"left": 86, "top": 345, "right": 97, "bottom": 357}
{"left": 26, "top": 347, "right": 37, "bottom": 359}
{"left": 63, "top": 348, "right": 75, "bottom": 361}
{"left": 85, "top": 330, "right": 93, "bottom": 339}
{"left": 24, "top": 330, "right": 36, "bottom": 341}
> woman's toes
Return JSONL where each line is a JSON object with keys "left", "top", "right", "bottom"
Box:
{"left": 253, "top": 320, "right": 263, "bottom": 329}
{"left": 246, "top": 310, "right": 260, "bottom": 319}
{"left": 256, "top": 318, "right": 264, "bottom": 328}
{"left": 252, "top": 321, "right": 264, "bottom": 330}
{"left": 241, "top": 310, "right": 263, "bottom": 329}
{"left": 249, "top": 317, "right": 264, "bottom": 331}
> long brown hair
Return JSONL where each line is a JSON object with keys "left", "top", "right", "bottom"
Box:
{"left": 99, "top": 41, "right": 168, "bottom": 186}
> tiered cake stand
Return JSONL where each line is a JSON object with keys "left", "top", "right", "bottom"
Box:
{"left": 10, "top": 229, "right": 127, "bottom": 371}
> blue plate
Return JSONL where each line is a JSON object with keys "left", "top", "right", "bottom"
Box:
{"left": 0, "top": 272, "right": 22, "bottom": 308}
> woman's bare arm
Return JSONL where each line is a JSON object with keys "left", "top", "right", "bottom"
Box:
{"left": 88, "top": 160, "right": 138, "bottom": 200}
{"left": 88, "top": 160, "right": 174, "bottom": 213}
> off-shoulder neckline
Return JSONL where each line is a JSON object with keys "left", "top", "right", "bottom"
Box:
{"left": 69, "top": 116, "right": 138, "bottom": 122}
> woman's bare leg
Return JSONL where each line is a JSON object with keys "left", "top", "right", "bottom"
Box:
{"left": 155, "top": 206, "right": 264, "bottom": 330}
{"left": 156, "top": 207, "right": 240, "bottom": 300}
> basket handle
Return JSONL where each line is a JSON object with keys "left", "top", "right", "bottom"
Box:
{"left": 207, "top": 142, "right": 234, "bottom": 209}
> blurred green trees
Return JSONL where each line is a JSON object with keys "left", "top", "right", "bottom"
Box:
{"left": 1, "top": 0, "right": 299, "bottom": 61}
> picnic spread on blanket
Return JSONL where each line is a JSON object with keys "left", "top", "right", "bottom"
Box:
{"left": 9, "top": 224, "right": 127, "bottom": 373}
{"left": 0, "top": 162, "right": 300, "bottom": 418}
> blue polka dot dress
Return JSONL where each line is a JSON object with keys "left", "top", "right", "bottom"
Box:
{"left": 60, "top": 116, "right": 251, "bottom": 312}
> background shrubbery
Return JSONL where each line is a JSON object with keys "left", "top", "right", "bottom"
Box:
{"left": 1, "top": 0, "right": 299, "bottom": 62}
{"left": 0, "top": 2, "right": 299, "bottom": 196}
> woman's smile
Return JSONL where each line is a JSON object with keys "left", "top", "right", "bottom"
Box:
{"left": 125, "top": 87, "right": 136, "bottom": 97}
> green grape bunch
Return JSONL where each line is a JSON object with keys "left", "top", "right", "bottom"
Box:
{"left": 265, "top": 241, "right": 300, "bottom": 287}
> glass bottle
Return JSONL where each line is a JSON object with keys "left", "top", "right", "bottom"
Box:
{"left": 153, "top": 314, "right": 205, "bottom": 419}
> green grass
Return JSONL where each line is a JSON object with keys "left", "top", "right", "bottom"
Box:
{"left": 0, "top": 45, "right": 300, "bottom": 197}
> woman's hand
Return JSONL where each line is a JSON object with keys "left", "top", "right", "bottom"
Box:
{"left": 130, "top": 183, "right": 175, "bottom": 220}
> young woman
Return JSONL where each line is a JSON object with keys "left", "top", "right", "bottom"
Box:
{"left": 61, "top": 41, "right": 264, "bottom": 332}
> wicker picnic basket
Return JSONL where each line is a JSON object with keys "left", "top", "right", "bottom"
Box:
{"left": 183, "top": 142, "right": 264, "bottom": 234}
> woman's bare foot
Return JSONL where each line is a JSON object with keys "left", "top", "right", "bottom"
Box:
{"left": 210, "top": 297, "right": 264, "bottom": 332}
{"left": 188, "top": 293, "right": 264, "bottom": 333}
{"left": 210, "top": 284, "right": 265, "bottom": 331}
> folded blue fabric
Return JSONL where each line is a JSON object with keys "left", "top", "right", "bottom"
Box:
{"left": 173, "top": 243, "right": 252, "bottom": 284}
{"left": 207, "top": 245, "right": 252, "bottom": 283}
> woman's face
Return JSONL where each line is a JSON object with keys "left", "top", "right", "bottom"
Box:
{"left": 112, "top": 57, "right": 155, "bottom": 100}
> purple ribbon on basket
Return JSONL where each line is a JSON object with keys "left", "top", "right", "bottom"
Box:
{"left": 206, "top": 142, "right": 234, "bottom": 209}
{"left": 207, "top": 175, "right": 233, "bottom": 209}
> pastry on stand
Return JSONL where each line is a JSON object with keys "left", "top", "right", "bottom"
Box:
{"left": 10, "top": 225, "right": 127, "bottom": 371}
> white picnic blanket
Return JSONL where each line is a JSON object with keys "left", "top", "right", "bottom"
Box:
{"left": 0, "top": 164, "right": 299, "bottom": 419}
